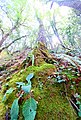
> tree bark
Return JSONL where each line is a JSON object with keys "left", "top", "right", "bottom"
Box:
{"left": 36, "top": 17, "right": 47, "bottom": 46}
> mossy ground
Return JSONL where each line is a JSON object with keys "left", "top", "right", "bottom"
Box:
{"left": 0, "top": 62, "right": 80, "bottom": 120}
{"left": 0, "top": 93, "right": 6, "bottom": 120}
{"left": 34, "top": 81, "right": 77, "bottom": 120}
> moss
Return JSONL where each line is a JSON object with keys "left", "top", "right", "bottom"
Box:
{"left": 6, "top": 63, "right": 55, "bottom": 87}
{"left": 0, "top": 63, "right": 55, "bottom": 119}
{"left": 0, "top": 42, "right": 80, "bottom": 120}
{"left": 0, "top": 93, "right": 6, "bottom": 119}
{"left": 62, "top": 69, "right": 78, "bottom": 80}
{"left": 5, "top": 92, "right": 16, "bottom": 107}
{"left": 0, "top": 62, "right": 80, "bottom": 120}
{"left": 34, "top": 81, "right": 77, "bottom": 120}
{"left": 33, "top": 42, "right": 52, "bottom": 66}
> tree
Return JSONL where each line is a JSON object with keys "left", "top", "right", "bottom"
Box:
{"left": 36, "top": 17, "right": 47, "bottom": 45}
{"left": 0, "top": 0, "right": 39, "bottom": 53}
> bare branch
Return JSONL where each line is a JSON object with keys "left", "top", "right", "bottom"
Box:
{"left": 0, "top": 25, "right": 17, "bottom": 47}
{"left": 0, "top": 28, "right": 4, "bottom": 38}
{"left": 0, "top": 6, "right": 14, "bottom": 26}
{"left": 0, "top": 35, "right": 28, "bottom": 53}
{"left": 0, "top": 5, "right": 27, "bottom": 47}
{"left": 51, "top": 15, "right": 71, "bottom": 50}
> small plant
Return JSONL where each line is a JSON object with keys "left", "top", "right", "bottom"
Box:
{"left": 2, "top": 87, "right": 14, "bottom": 102}
{"left": 70, "top": 93, "right": 81, "bottom": 117}
{"left": 4, "top": 73, "right": 37, "bottom": 120}
{"left": 10, "top": 98, "right": 19, "bottom": 120}
{"left": 28, "top": 52, "right": 34, "bottom": 66}
{"left": 22, "top": 97, "right": 37, "bottom": 120}
{"left": 75, "top": 93, "right": 81, "bottom": 117}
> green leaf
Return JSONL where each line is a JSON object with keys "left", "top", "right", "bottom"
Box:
{"left": 78, "top": 111, "right": 81, "bottom": 117}
{"left": 6, "top": 88, "right": 14, "bottom": 94}
{"left": 26, "top": 73, "right": 34, "bottom": 83}
{"left": 2, "top": 94, "right": 6, "bottom": 102}
{"left": 76, "top": 101, "right": 81, "bottom": 105}
{"left": 57, "top": 79, "right": 65, "bottom": 83}
{"left": 16, "top": 82, "right": 25, "bottom": 88}
{"left": 78, "top": 104, "right": 81, "bottom": 117}
{"left": 79, "top": 105, "right": 81, "bottom": 110}
{"left": 22, "top": 98, "right": 37, "bottom": 120}
{"left": 10, "top": 98, "right": 19, "bottom": 120}
{"left": 56, "top": 75, "right": 62, "bottom": 81}
{"left": 22, "top": 82, "right": 31, "bottom": 93}
{"left": 2, "top": 88, "right": 14, "bottom": 102}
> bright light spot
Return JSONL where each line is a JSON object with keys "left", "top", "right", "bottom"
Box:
{"left": 52, "top": 35, "right": 60, "bottom": 47}
{"left": 60, "top": 6, "right": 71, "bottom": 16}
{"left": 0, "top": 0, "right": 72, "bottom": 48}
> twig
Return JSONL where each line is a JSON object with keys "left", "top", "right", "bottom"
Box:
{"left": 0, "top": 35, "right": 28, "bottom": 53}
{"left": 64, "top": 83, "right": 77, "bottom": 115}
{"left": 69, "top": 99, "right": 80, "bottom": 112}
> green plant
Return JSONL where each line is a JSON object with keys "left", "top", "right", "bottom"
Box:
{"left": 75, "top": 94, "right": 81, "bottom": 117}
{"left": 22, "top": 98, "right": 37, "bottom": 120}
{"left": 8, "top": 73, "right": 37, "bottom": 120}
{"left": 2, "top": 88, "right": 14, "bottom": 102}
{"left": 10, "top": 98, "right": 19, "bottom": 120}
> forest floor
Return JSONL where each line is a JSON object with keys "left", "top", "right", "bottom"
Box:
{"left": 0, "top": 43, "right": 81, "bottom": 120}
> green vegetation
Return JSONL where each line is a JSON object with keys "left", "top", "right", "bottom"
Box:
{"left": 0, "top": 63, "right": 55, "bottom": 119}
{"left": 0, "top": 0, "right": 81, "bottom": 120}
{"left": 1, "top": 62, "right": 81, "bottom": 119}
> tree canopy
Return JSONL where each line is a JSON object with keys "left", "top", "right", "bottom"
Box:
{"left": 0, "top": 0, "right": 81, "bottom": 53}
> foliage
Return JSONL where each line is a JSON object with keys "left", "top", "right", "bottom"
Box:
{"left": 56, "top": 75, "right": 65, "bottom": 83}
{"left": 1, "top": 61, "right": 80, "bottom": 119}
{"left": 22, "top": 82, "right": 31, "bottom": 93}
{"left": 10, "top": 98, "right": 19, "bottom": 120}
{"left": 75, "top": 94, "right": 81, "bottom": 117}
{"left": 1, "top": 2, "right": 81, "bottom": 119}
{"left": 2, "top": 88, "right": 14, "bottom": 102}
{"left": 16, "top": 82, "right": 25, "bottom": 88}
{"left": 9, "top": 73, "right": 37, "bottom": 120}
{"left": 26, "top": 73, "right": 34, "bottom": 82}
{"left": 22, "top": 98, "right": 37, "bottom": 120}
{"left": 0, "top": 0, "right": 81, "bottom": 53}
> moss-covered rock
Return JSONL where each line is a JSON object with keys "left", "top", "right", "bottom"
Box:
{"left": 0, "top": 63, "right": 56, "bottom": 119}
{"left": 0, "top": 42, "right": 80, "bottom": 120}
{"left": 33, "top": 42, "right": 53, "bottom": 66}
{"left": 0, "top": 93, "right": 6, "bottom": 120}
{"left": 0, "top": 62, "right": 78, "bottom": 120}
{"left": 34, "top": 82, "right": 77, "bottom": 120}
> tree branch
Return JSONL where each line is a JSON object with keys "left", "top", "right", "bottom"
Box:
{"left": 0, "top": 35, "right": 28, "bottom": 53}
{"left": 51, "top": 15, "right": 71, "bottom": 50}
{"left": 0, "top": 25, "right": 17, "bottom": 47}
